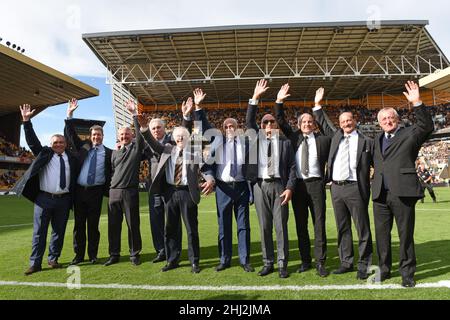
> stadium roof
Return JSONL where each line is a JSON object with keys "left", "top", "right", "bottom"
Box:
{"left": 420, "top": 66, "right": 450, "bottom": 93}
{"left": 83, "top": 20, "right": 449, "bottom": 106}
{"left": 0, "top": 44, "right": 99, "bottom": 117}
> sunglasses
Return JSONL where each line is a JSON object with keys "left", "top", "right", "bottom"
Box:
{"left": 263, "top": 120, "right": 276, "bottom": 125}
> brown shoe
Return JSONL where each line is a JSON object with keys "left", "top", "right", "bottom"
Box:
{"left": 48, "top": 261, "right": 63, "bottom": 269}
{"left": 24, "top": 265, "right": 42, "bottom": 276}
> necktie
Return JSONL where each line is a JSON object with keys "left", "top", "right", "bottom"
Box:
{"left": 87, "top": 147, "right": 97, "bottom": 185}
{"left": 382, "top": 133, "right": 392, "bottom": 155}
{"left": 59, "top": 154, "right": 66, "bottom": 190}
{"left": 301, "top": 136, "right": 309, "bottom": 177}
{"left": 267, "top": 138, "right": 274, "bottom": 178}
{"left": 339, "top": 135, "right": 350, "bottom": 180}
{"left": 230, "top": 138, "right": 238, "bottom": 178}
{"left": 174, "top": 149, "right": 183, "bottom": 185}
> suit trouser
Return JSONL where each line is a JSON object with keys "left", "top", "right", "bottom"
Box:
{"left": 73, "top": 184, "right": 104, "bottom": 260}
{"left": 330, "top": 182, "right": 373, "bottom": 272}
{"left": 108, "top": 188, "right": 142, "bottom": 258}
{"left": 164, "top": 186, "right": 199, "bottom": 265}
{"left": 148, "top": 193, "right": 166, "bottom": 255}
{"left": 373, "top": 189, "right": 417, "bottom": 278}
{"left": 291, "top": 178, "right": 327, "bottom": 265}
{"left": 215, "top": 180, "right": 251, "bottom": 265}
{"left": 30, "top": 192, "right": 71, "bottom": 267}
{"left": 254, "top": 180, "right": 289, "bottom": 268}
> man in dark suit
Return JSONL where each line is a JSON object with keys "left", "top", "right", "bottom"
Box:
{"left": 313, "top": 88, "right": 373, "bottom": 280}
{"left": 246, "top": 80, "right": 297, "bottom": 279}
{"left": 13, "top": 104, "right": 78, "bottom": 275}
{"left": 274, "top": 84, "right": 331, "bottom": 277}
{"left": 372, "top": 81, "right": 433, "bottom": 287}
{"left": 139, "top": 102, "right": 215, "bottom": 274}
{"left": 64, "top": 99, "right": 112, "bottom": 265}
{"left": 193, "top": 88, "right": 254, "bottom": 273}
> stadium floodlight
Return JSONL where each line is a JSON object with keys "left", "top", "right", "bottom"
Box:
{"left": 0, "top": 37, "right": 2, "bottom": 43}
{"left": 21, "top": 49, "right": 25, "bottom": 53}
{"left": 12, "top": 44, "right": 16, "bottom": 49}
{"left": 6, "top": 41, "right": 11, "bottom": 47}
{"left": 17, "top": 46, "right": 21, "bottom": 51}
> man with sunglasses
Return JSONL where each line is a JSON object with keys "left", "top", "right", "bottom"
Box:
{"left": 274, "top": 84, "right": 332, "bottom": 277}
{"left": 246, "top": 80, "right": 297, "bottom": 278}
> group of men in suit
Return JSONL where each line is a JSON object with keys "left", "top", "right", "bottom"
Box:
{"left": 15, "top": 79, "right": 433, "bottom": 287}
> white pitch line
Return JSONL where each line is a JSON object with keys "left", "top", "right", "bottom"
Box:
{"left": 1, "top": 280, "right": 450, "bottom": 291}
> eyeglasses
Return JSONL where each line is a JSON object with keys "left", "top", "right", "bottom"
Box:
{"left": 263, "top": 120, "right": 276, "bottom": 125}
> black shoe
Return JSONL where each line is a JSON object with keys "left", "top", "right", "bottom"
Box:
{"left": 24, "top": 265, "right": 42, "bottom": 276}
{"left": 356, "top": 270, "right": 369, "bottom": 280}
{"left": 297, "top": 263, "right": 312, "bottom": 273}
{"left": 332, "top": 265, "right": 354, "bottom": 275}
{"left": 131, "top": 256, "right": 141, "bottom": 266}
{"left": 69, "top": 257, "right": 84, "bottom": 266}
{"left": 402, "top": 276, "right": 416, "bottom": 288}
{"left": 161, "top": 262, "right": 179, "bottom": 272}
{"left": 279, "top": 268, "right": 289, "bottom": 278}
{"left": 104, "top": 256, "right": 120, "bottom": 266}
{"left": 215, "top": 263, "right": 230, "bottom": 272}
{"left": 241, "top": 264, "right": 255, "bottom": 273}
{"left": 192, "top": 264, "right": 201, "bottom": 274}
{"left": 89, "top": 257, "right": 97, "bottom": 264}
{"left": 258, "top": 265, "right": 274, "bottom": 277}
{"left": 380, "top": 272, "right": 391, "bottom": 282}
{"left": 316, "top": 264, "right": 329, "bottom": 277}
{"left": 152, "top": 253, "right": 166, "bottom": 263}
{"left": 48, "top": 260, "right": 63, "bottom": 269}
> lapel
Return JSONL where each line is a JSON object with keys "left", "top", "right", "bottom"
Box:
{"left": 314, "top": 132, "right": 321, "bottom": 162}
{"left": 380, "top": 127, "right": 404, "bottom": 157}
{"left": 330, "top": 130, "right": 343, "bottom": 162}
{"left": 356, "top": 131, "right": 365, "bottom": 167}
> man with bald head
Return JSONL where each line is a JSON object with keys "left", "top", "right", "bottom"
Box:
{"left": 246, "top": 80, "right": 297, "bottom": 278}
{"left": 13, "top": 105, "right": 78, "bottom": 275}
{"left": 372, "top": 81, "right": 433, "bottom": 287}
{"left": 193, "top": 88, "right": 254, "bottom": 273}
{"left": 275, "top": 83, "right": 332, "bottom": 277}
{"left": 313, "top": 88, "right": 373, "bottom": 280}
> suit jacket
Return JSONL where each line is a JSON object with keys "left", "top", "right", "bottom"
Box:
{"left": 371, "top": 103, "right": 434, "bottom": 200}
{"left": 313, "top": 107, "right": 373, "bottom": 203}
{"left": 12, "top": 121, "right": 78, "bottom": 203}
{"left": 274, "top": 102, "right": 331, "bottom": 181}
{"left": 143, "top": 117, "right": 193, "bottom": 185}
{"left": 144, "top": 127, "right": 214, "bottom": 205}
{"left": 64, "top": 119, "right": 112, "bottom": 197}
{"left": 246, "top": 103, "right": 297, "bottom": 191}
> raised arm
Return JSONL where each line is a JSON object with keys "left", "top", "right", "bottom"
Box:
{"left": 181, "top": 97, "right": 194, "bottom": 134}
{"left": 192, "top": 88, "right": 213, "bottom": 134}
{"left": 246, "top": 79, "right": 269, "bottom": 131}
{"left": 20, "top": 104, "right": 42, "bottom": 155}
{"left": 312, "top": 88, "right": 337, "bottom": 137}
{"left": 64, "top": 98, "right": 85, "bottom": 150}
{"left": 403, "top": 81, "right": 434, "bottom": 142}
{"left": 274, "top": 83, "right": 295, "bottom": 138}
{"left": 137, "top": 113, "right": 165, "bottom": 155}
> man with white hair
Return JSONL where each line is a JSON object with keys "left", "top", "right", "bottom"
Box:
{"left": 193, "top": 88, "right": 254, "bottom": 273}
{"left": 139, "top": 103, "right": 215, "bottom": 274}
{"left": 372, "top": 81, "right": 434, "bottom": 287}
{"left": 104, "top": 100, "right": 153, "bottom": 267}
{"left": 13, "top": 104, "right": 78, "bottom": 275}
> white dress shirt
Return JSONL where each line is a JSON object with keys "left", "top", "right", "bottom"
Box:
{"left": 296, "top": 132, "right": 321, "bottom": 179}
{"left": 215, "top": 137, "right": 245, "bottom": 182}
{"left": 332, "top": 130, "right": 358, "bottom": 181}
{"left": 39, "top": 152, "right": 70, "bottom": 194}
{"left": 258, "top": 136, "right": 281, "bottom": 179}
{"left": 165, "top": 146, "right": 188, "bottom": 186}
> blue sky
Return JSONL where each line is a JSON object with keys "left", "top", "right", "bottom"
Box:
{"left": 2, "top": 0, "right": 449, "bottom": 149}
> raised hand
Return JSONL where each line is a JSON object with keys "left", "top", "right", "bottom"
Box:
{"left": 403, "top": 81, "right": 422, "bottom": 105}
{"left": 19, "top": 104, "right": 36, "bottom": 122}
{"left": 314, "top": 87, "right": 325, "bottom": 107}
{"left": 276, "top": 83, "right": 291, "bottom": 103}
{"left": 182, "top": 97, "right": 194, "bottom": 117}
{"left": 67, "top": 98, "right": 78, "bottom": 117}
{"left": 126, "top": 100, "right": 137, "bottom": 115}
{"left": 193, "top": 88, "right": 206, "bottom": 109}
{"left": 252, "top": 79, "right": 270, "bottom": 100}
{"left": 137, "top": 113, "right": 151, "bottom": 129}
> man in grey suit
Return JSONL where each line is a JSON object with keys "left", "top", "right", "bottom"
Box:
{"left": 139, "top": 103, "right": 215, "bottom": 274}
{"left": 246, "top": 80, "right": 297, "bottom": 279}
{"left": 313, "top": 88, "right": 373, "bottom": 280}
{"left": 372, "top": 81, "right": 433, "bottom": 287}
